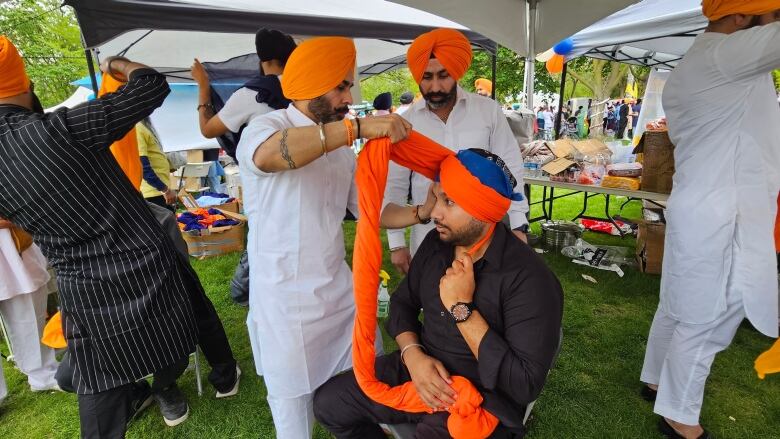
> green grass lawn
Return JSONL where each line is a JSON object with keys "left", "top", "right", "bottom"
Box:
{"left": 1, "top": 188, "right": 778, "bottom": 438}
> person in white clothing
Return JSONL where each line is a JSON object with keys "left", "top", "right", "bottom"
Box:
{"left": 640, "top": 4, "right": 780, "bottom": 439}
{"left": 191, "top": 29, "right": 297, "bottom": 143}
{"left": 383, "top": 28, "right": 529, "bottom": 275}
{"left": 236, "top": 36, "right": 418, "bottom": 439}
{"left": 542, "top": 107, "right": 554, "bottom": 140}
{"left": 0, "top": 220, "right": 59, "bottom": 403}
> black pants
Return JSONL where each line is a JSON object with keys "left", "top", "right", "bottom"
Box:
{"left": 76, "top": 357, "right": 187, "bottom": 438}
{"left": 313, "top": 351, "right": 514, "bottom": 439}
{"left": 144, "top": 195, "right": 174, "bottom": 212}
{"left": 146, "top": 200, "right": 238, "bottom": 392}
{"left": 616, "top": 119, "right": 628, "bottom": 138}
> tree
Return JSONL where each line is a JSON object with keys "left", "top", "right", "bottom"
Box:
{"left": 629, "top": 65, "right": 651, "bottom": 98}
{"left": 774, "top": 70, "right": 780, "bottom": 91}
{"left": 0, "top": 0, "right": 87, "bottom": 107}
{"left": 359, "top": 68, "right": 419, "bottom": 106}
{"left": 565, "top": 59, "right": 629, "bottom": 102}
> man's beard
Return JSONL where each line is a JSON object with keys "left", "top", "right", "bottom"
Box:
{"left": 308, "top": 96, "right": 348, "bottom": 123}
{"left": 31, "top": 92, "right": 44, "bottom": 115}
{"left": 435, "top": 218, "right": 486, "bottom": 247}
{"left": 423, "top": 84, "right": 457, "bottom": 110}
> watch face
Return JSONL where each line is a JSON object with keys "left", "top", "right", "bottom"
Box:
{"left": 451, "top": 303, "right": 471, "bottom": 322}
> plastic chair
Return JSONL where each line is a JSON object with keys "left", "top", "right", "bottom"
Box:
{"left": 384, "top": 328, "right": 564, "bottom": 439}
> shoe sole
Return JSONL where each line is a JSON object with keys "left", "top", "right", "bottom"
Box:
{"left": 215, "top": 365, "right": 241, "bottom": 399}
{"left": 163, "top": 405, "right": 189, "bottom": 427}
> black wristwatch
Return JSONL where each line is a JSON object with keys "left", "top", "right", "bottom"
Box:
{"left": 415, "top": 205, "right": 431, "bottom": 224}
{"left": 449, "top": 302, "right": 476, "bottom": 323}
{"left": 514, "top": 224, "right": 530, "bottom": 234}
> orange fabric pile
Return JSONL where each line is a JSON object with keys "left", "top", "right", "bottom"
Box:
{"left": 98, "top": 74, "right": 142, "bottom": 189}
{"left": 352, "top": 131, "right": 505, "bottom": 439}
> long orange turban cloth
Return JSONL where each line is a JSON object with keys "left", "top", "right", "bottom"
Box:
{"left": 701, "top": 0, "right": 780, "bottom": 21}
{"left": 352, "top": 131, "right": 524, "bottom": 438}
{"left": 281, "top": 37, "right": 356, "bottom": 101}
{"left": 98, "top": 74, "right": 142, "bottom": 189}
{"left": 407, "top": 28, "right": 473, "bottom": 84}
{"left": 0, "top": 36, "right": 31, "bottom": 99}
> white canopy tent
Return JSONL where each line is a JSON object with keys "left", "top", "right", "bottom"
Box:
{"left": 565, "top": 0, "right": 707, "bottom": 69}
{"left": 390, "top": 0, "right": 641, "bottom": 107}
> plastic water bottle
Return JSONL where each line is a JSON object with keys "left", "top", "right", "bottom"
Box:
{"left": 377, "top": 270, "right": 391, "bottom": 318}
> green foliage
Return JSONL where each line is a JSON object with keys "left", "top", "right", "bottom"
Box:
{"left": 359, "top": 68, "right": 419, "bottom": 107}
{"left": 0, "top": 0, "right": 87, "bottom": 107}
{"left": 462, "top": 47, "right": 559, "bottom": 104}
{"left": 774, "top": 70, "right": 780, "bottom": 91}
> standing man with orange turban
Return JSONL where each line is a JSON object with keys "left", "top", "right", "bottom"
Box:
{"left": 383, "top": 28, "right": 529, "bottom": 275}
{"left": 474, "top": 78, "right": 493, "bottom": 98}
{"left": 639, "top": 3, "right": 780, "bottom": 438}
{"left": 236, "top": 36, "right": 416, "bottom": 438}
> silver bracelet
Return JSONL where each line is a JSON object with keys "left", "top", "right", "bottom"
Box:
{"left": 318, "top": 122, "right": 327, "bottom": 157}
{"left": 400, "top": 343, "right": 426, "bottom": 365}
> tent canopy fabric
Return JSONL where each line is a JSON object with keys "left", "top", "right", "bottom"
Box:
{"left": 390, "top": 0, "right": 640, "bottom": 57}
{"left": 565, "top": 0, "right": 707, "bottom": 69}
{"left": 63, "top": 0, "right": 493, "bottom": 51}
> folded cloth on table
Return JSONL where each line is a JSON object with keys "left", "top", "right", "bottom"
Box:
{"left": 196, "top": 195, "right": 233, "bottom": 207}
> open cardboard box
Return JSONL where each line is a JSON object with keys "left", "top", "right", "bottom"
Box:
{"left": 178, "top": 189, "right": 240, "bottom": 213}
{"left": 179, "top": 207, "right": 247, "bottom": 259}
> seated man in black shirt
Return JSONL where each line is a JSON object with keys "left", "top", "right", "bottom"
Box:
{"left": 314, "top": 149, "right": 564, "bottom": 438}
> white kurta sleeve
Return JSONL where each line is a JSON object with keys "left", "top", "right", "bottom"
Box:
{"left": 236, "top": 115, "right": 286, "bottom": 177}
{"left": 489, "top": 104, "right": 529, "bottom": 228}
{"left": 383, "top": 161, "right": 412, "bottom": 249}
{"left": 714, "top": 22, "right": 780, "bottom": 81}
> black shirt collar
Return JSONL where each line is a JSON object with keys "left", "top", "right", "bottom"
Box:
{"left": 0, "top": 104, "right": 28, "bottom": 117}
{"left": 433, "top": 222, "right": 510, "bottom": 270}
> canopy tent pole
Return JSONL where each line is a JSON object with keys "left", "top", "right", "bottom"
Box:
{"left": 491, "top": 50, "right": 497, "bottom": 100}
{"left": 523, "top": 0, "right": 537, "bottom": 110}
{"left": 84, "top": 48, "right": 99, "bottom": 95}
{"left": 554, "top": 61, "right": 568, "bottom": 139}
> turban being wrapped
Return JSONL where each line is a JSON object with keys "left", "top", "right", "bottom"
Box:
{"left": 0, "top": 36, "right": 31, "bottom": 99}
{"left": 407, "top": 28, "right": 473, "bottom": 84}
{"left": 474, "top": 78, "right": 493, "bottom": 95}
{"left": 281, "top": 37, "right": 356, "bottom": 101}
{"left": 350, "top": 131, "right": 523, "bottom": 439}
{"left": 701, "top": 0, "right": 780, "bottom": 21}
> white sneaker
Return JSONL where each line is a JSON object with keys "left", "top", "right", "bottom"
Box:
{"left": 215, "top": 365, "right": 241, "bottom": 399}
{"left": 30, "top": 383, "right": 63, "bottom": 393}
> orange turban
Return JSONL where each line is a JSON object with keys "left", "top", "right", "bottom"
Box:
{"left": 281, "top": 37, "right": 356, "bottom": 101}
{"left": 0, "top": 36, "right": 31, "bottom": 99}
{"left": 474, "top": 78, "right": 492, "bottom": 94}
{"left": 99, "top": 74, "right": 142, "bottom": 189}
{"left": 701, "top": 0, "right": 780, "bottom": 21}
{"left": 407, "top": 28, "right": 473, "bottom": 84}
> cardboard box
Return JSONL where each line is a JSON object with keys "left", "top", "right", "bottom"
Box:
{"left": 542, "top": 157, "right": 576, "bottom": 176}
{"left": 635, "top": 131, "right": 675, "bottom": 194}
{"left": 180, "top": 210, "right": 247, "bottom": 259}
{"left": 636, "top": 221, "right": 665, "bottom": 274}
{"left": 178, "top": 190, "right": 239, "bottom": 213}
{"left": 547, "top": 138, "right": 612, "bottom": 159}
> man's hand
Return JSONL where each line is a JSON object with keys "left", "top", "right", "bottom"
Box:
{"left": 391, "top": 247, "right": 412, "bottom": 275}
{"left": 99, "top": 56, "right": 130, "bottom": 83}
{"left": 190, "top": 59, "right": 210, "bottom": 86}
{"left": 404, "top": 348, "right": 457, "bottom": 411}
{"left": 439, "top": 253, "right": 475, "bottom": 310}
{"left": 0, "top": 218, "right": 13, "bottom": 230}
{"left": 163, "top": 188, "right": 177, "bottom": 205}
{"left": 513, "top": 229, "right": 528, "bottom": 243}
{"left": 359, "top": 114, "right": 412, "bottom": 143}
{"left": 417, "top": 183, "right": 436, "bottom": 222}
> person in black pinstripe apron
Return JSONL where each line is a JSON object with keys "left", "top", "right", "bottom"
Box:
{"left": 0, "top": 37, "right": 235, "bottom": 437}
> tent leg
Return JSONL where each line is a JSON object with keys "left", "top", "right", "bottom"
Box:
{"left": 523, "top": 0, "right": 537, "bottom": 109}
{"left": 84, "top": 49, "right": 99, "bottom": 95}
{"left": 491, "top": 51, "right": 497, "bottom": 100}
{"left": 554, "top": 62, "right": 568, "bottom": 139}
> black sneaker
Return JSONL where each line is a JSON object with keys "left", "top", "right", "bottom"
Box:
{"left": 153, "top": 384, "right": 189, "bottom": 427}
{"left": 215, "top": 365, "right": 241, "bottom": 399}
{"left": 641, "top": 384, "right": 658, "bottom": 402}
{"left": 128, "top": 380, "right": 154, "bottom": 422}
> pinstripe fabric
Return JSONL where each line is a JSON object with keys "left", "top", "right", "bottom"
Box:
{"left": 0, "top": 69, "right": 198, "bottom": 394}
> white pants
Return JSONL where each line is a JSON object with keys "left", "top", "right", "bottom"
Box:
{"left": 640, "top": 287, "right": 745, "bottom": 425}
{"left": 267, "top": 392, "right": 316, "bottom": 439}
{"left": 0, "top": 285, "right": 59, "bottom": 399}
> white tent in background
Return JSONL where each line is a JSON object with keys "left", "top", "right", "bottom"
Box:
{"left": 565, "top": 0, "right": 706, "bottom": 69}
{"left": 390, "top": 0, "right": 641, "bottom": 107}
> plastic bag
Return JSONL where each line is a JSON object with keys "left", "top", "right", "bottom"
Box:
{"left": 562, "top": 238, "right": 635, "bottom": 267}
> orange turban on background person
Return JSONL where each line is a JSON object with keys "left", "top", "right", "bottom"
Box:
{"left": 0, "top": 36, "right": 31, "bottom": 99}
{"left": 701, "top": 0, "right": 780, "bottom": 21}
{"left": 474, "top": 78, "right": 493, "bottom": 94}
{"left": 407, "top": 28, "right": 473, "bottom": 84}
{"left": 350, "top": 132, "right": 526, "bottom": 439}
{"left": 281, "top": 37, "right": 356, "bottom": 101}
{"left": 98, "top": 74, "right": 142, "bottom": 189}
